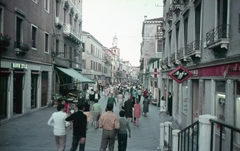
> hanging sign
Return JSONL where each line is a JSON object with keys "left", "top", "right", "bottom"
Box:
{"left": 168, "top": 66, "right": 192, "bottom": 83}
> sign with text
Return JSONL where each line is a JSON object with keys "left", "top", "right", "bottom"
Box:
{"left": 12, "top": 63, "right": 27, "bottom": 69}
{"left": 168, "top": 66, "right": 193, "bottom": 83}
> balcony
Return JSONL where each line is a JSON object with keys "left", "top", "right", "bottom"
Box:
{"left": 169, "top": 0, "right": 182, "bottom": 13}
{"left": 177, "top": 47, "right": 184, "bottom": 60}
{"left": 63, "top": 23, "right": 82, "bottom": 44}
{"left": 170, "top": 53, "right": 175, "bottom": 62}
{"left": 14, "top": 41, "right": 31, "bottom": 55}
{"left": 206, "top": 24, "right": 230, "bottom": 49}
{"left": 166, "top": 11, "right": 173, "bottom": 24}
{"left": 55, "top": 17, "right": 63, "bottom": 28}
{"left": 185, "top": 40, "right": 201, "bottom": 58}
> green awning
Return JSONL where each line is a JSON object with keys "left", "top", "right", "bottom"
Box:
{"left": 56, "top": 67, "right": 95, "bottom": 84}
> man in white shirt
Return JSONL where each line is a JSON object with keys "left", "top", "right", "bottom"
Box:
{"left": 48, "top": 104, "right": 69, "bottom": 151}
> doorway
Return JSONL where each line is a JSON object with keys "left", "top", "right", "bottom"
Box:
{"left": 13, "top": 73, "right": 23, "bottom": 114}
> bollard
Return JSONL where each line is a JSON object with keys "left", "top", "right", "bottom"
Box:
{"left": 172, "top": 129, "right": 180, "bottom": 151}
{"left": 164, "top": 122, "right": 172, "bottom": 147}
{"left": 199, "top": 114, "right": 217, "bottom": 151}
{"left": 159, "top": 123, "right": 165, "bottom": 149}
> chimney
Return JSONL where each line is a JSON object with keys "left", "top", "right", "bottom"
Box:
{"left": 144, "top": 15, "right": 147, "bottom": 20}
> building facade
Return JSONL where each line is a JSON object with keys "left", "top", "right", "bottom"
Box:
{"left": 82, "top": 31, "right": 104, "bottom": 85}
{"left": 0, "top": 0, "right": 53, "bottom": 121}
{"left": 161, "top": 0, "right": 240, "bottom": 150}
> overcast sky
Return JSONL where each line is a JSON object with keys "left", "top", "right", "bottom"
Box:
{"left": 82, "top": 0, "right": 163, "bottom": 66}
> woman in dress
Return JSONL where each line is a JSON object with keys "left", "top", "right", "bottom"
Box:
{"left": 117, "top": 91, "right": 124, "bottom": 110}
{"left": 159, "top": 96, "right": 167, "bottom": 117}
{"left": 142, "top": 96, "right": 150, "bottom": 117}
{"left": 134, "top": 100, "right": 141, "bottom": 127}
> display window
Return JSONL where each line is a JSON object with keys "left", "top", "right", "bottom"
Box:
{"left": 182, "top": 81, "right": 188, "bottom": 114}
{"left": 236, "top": 81, "right": 240, "bottom": 144}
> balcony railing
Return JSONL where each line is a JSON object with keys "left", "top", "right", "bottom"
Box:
{"left": 163, "top": 58, "right": 168, "bottom": 64}
{"left": 185, "top": 40, "right": 201, "bottom": 57}
{"left": 177, "top": 47, "right": 184, "bottom": 59}
{"left": 63, "top": 23, "right": 82, "bottom": 44}
{"left": 206, "top": 24, "right": 230, "bottom": 46}
{"left": 170, "top": 53, "right": 175, "bottom": 62}
{"left": 178, "top": 120, "right": 199, "bottom": 151}
{"left": 169, "top": 0, "right": 182, "bottom": 12}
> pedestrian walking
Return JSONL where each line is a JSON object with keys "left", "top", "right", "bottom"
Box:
{"left": 66, "top": 103, "right": 87, "bottom": 151}
{"left": 107, "top": 93, "right": 117, "bottom": 108}
{"left": 142, "top": 96, "right": 150, "bottom": 117}
{"left": 137, "top": 88, "right": 142, "bottom": 103}
{"left": 124, "top": 96, "right": 133, "bottom": 122}
{"left": 159, "top": 96, "right": 167, "bottom": 117}
{"left": 116, "top": 110, "right": 131, "bottom": 151}
{"left": 89, "top": 88, "right": 95, "bottom": 105}
{"left": 134, "top": 101, "right": 141, "bottom": 127}
{"left": 92, "top": 99, "right": 102, "bottom": 129}
{"left": 143, "top": 88, "right": 148, "bottom": 98}
{"left": 47, "top": 104, "right": 70, "bottom": 151}
{"left": 83, "top": 100, "right": 90, "bottom": 130}
{"left": 78, "top": 92, "right": 85, "bottom": 105}
{"left": 117, "top": 91, "right": 124, "bottom": 110}
{"left": 62, "top": 99, "right": 69, "bottom": 115}
{"left": 99, "top": 103, "right": 120, "bottom": 151}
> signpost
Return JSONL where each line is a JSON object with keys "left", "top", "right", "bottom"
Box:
{"left": 151, "top": 68, "right": 160, "bottom": 78}
{"left": 168, "top": 66, "right": 193, "bottom": 83}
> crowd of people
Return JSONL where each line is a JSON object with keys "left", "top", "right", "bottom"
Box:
{"left": 47, "top": 82, "right": 172, "bottom": 151}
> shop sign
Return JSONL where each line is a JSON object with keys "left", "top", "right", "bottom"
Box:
{"left": 151, "top": 68, "right": 160, "bottom": 78}
{"left": 168, "top": 66, "right": 193, "bottom": 83}
{"left": 12, "top": 63, "right": 27, "bottom": 69}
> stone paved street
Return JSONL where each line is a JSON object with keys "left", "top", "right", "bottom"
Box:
{"left": 0, "top": 92, "right": 178, "bottom": 151}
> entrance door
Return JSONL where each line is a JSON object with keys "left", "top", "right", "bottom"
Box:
{"left": 13, "top": 73, "right": 23, "bottom": 114}
{"left": 41, "top": 71, "right": 48, "bottom": 106}
{"left": 0, "top": 74, "right": 9, "bottom": 119}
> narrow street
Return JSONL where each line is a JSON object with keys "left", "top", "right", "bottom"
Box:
{"left": 0, "top": 92, "right": 178, "bottom": 151}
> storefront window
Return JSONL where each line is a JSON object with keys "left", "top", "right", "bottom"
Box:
{"left": 236, "top": 81, "right": 240, "bottom": 144}
{"left": 182, "top": 81, "right": 188, "bottom": 114}
{"left": 215, "top": 81, "right": 226, "bottom": 132}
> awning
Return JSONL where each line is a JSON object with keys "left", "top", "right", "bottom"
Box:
{"left": 56, "top": 67, "right": 95, "bottom": 84}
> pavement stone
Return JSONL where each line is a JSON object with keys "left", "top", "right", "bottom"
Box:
{"left": 0, "top": 92, "right": 179, "bottom": 151}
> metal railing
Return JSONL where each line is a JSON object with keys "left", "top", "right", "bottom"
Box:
{"left": 177, "top": 47, "right": 184, "bottom": 59}
{"left": 166, "top": 124, "right": 175, "bottom": 150}
{"left": 185, "top": 40, "right": 201, "bottom": 55}
{"left": 178, "top": 121, "right": 199, "bottom": 151}
{"left": 206, "top": 24, "right": 230, "bottom": 46}
{"left": 209, "top": 119, "right": 240, "bottom": 151}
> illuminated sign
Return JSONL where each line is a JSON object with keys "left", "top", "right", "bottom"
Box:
{"left": 168, "top": 66, "right": 192, "bottom": 83}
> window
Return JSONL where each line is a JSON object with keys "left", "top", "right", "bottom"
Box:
{"left": 157, "top": 25, "right": 161, "bottom": 33}
{"left": 0, "top": 74, "right": 8, "bottom": 119}
{"left": 31, "top": 24, "right": 37, "bottom": 49}
{"left": 74, "top": 49, "right": 77, "bottom": 61}
{"left": 64, "top": 44, "right": 67, "bottom": 58}
{"left": 44, "top": 32, "right": 49, "bottom": 53}
{"left": 31, "top": 72, "right": 38, "bottom": 109}
{"left": 56, "top": 40, "right": 59, "bottom": 54}
{"left": 44, "top": 0, "right": 49, "bottom": 13}
{"left": 169, "top": 32, "right": 172, "bottom": 55}
{"left": 16, "top": 16, "right": 23, "bottom": 48}
{"left": 69, "top": 14, "right": 72, "bottom": 25}
{"left": 64, "top": 10, "right": 66, "bottom": 23}
{"left": 0, "top": 7, "right": 3, "bottom": 33}
{"left": 82, "top": 43, "right": 85, "bottom": 52}
{"left": 176, "top": 22, "right": 179, "bottom": 50}
{"left": 69, "top": 47, "right": 72, "bottom": 60}
{"left": 184, "top": 17, "right": 188, "bottom": 48}
{"left": 195, "top": 3, "right": 201, "bottom": 49}
{"left": 82, "top": 59, "right": 85, "bottom": 68}
{"left": 56, "top": 1, "right": 59, "bottom": 17}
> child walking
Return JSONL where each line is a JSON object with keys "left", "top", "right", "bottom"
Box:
{"left": 134, "top": 100, "right": 141, "bottom": 127}
{"left": 116, "top": 110, "right": 131, "bottom": 151}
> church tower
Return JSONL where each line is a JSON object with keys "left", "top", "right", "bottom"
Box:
{"left": 112, "top": 32, "right": 118, "bottom": 47}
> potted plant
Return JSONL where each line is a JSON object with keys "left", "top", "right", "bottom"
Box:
{"left": 0, "top": 33, "right": 12, "bottom": 49}
{"left": 20, "top": 42, "right": 31, "bottom": 51}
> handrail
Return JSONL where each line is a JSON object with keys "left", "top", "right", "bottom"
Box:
{"left": 209, "top": 119, "right": 240, "bottom": 151}
{"left": 178, "top": 120, "right": 199, "bottom": 151}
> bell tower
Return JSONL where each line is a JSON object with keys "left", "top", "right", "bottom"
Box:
{"left": 112, "top": 32, "right": 118, "bottom": 47}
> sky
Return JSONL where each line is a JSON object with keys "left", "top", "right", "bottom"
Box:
{"left": 82, "top": 0, "right": 163, "bottom": 66}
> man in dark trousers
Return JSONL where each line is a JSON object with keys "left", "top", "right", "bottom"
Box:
{"left": 66, "top": 103, "right": 87, "bottom": 151}
{"left": 167, "top": 92, "right": 173, "bottom": 117}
